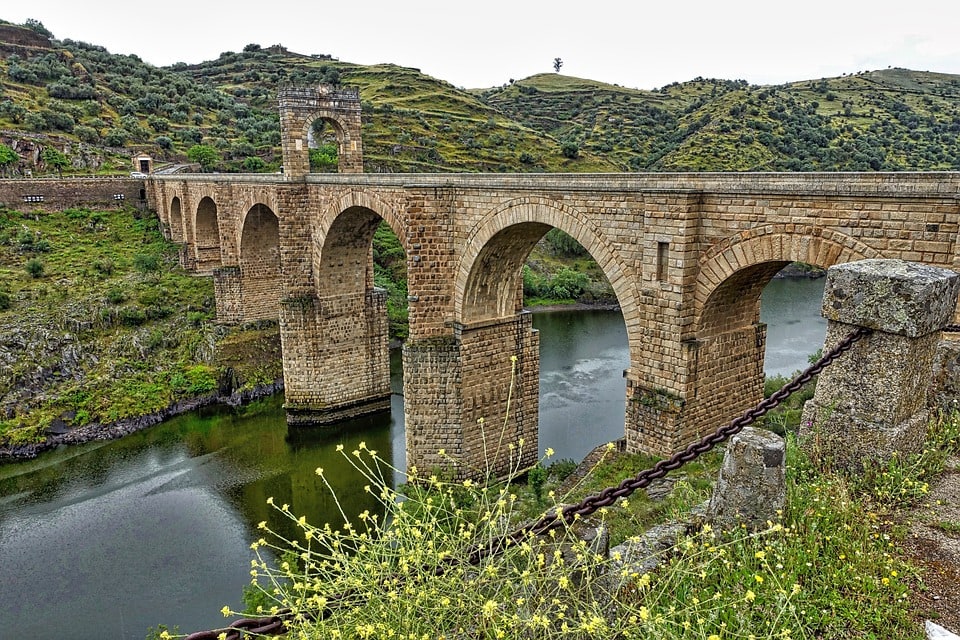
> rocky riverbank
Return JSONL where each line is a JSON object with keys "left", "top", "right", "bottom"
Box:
{"left": 0, "top": 378, "right": 283, "bottom": 462}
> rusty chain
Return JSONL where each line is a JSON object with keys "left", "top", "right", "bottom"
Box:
{"left": 185, "top": 324, "right": 873, "bottom": 639}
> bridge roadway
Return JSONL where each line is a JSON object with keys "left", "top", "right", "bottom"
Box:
{"left": 147, "top": 169, "right": 960, "bottom": 479}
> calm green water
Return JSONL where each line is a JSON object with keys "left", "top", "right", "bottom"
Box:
{"left": 0, "top": 279, "right": 825, "bottom": 639}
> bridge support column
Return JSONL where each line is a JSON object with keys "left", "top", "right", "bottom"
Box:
{"left": 280, "top": 288, "right": 391, "bottom": 426}
{"left": 626, "top": 323, "right": 766, "bottom": 456}
{"left": 213, "top": 266, "right": 243, "bottom": 324}
{"left": 403, "top": 313, "right": 539, "bottom": 480}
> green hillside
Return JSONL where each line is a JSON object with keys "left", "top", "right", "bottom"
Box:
{"left": 2, "top": 18, "right": 960, "bottom": 175}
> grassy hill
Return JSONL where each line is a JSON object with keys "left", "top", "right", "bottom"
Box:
{"left": 2, "top": 18, "right": 960, "bottom": 175}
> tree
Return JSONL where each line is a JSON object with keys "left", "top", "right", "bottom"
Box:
{"left": 23, "top": 18, "right": 53, "bottom": 39}
{"left": 553, "top": 57, "right": 563, "bottom": 73}
{"left": 187, "top": 144, "right": 220, "bottom": 171}
{"left": 41, "top": 147, "right": 69, "bottom": 177}
{"left": 0, "top": 143, "right": 18, "bottom": 177}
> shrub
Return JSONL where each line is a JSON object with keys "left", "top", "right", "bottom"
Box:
{"left": 133, "top": 253, "right": 159, "bottom": 273}
{"left": 118, "top": 306, "right": 147, "bottom": 326}
{"left": 25, "top": 258, "right": 44, "bottom": 278}
{"left": 105, "top": 286, "right": 125, "bottom": 304}
{"left": 0, "top": 290, "right": 10, "bottom": 311}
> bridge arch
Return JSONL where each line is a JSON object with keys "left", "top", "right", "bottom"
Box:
{"left": 194, "top": 196, "right": 221, "bottom": 273}
{"left": 672, "top": 225, "right": 879, "bottom": 458}
{"left": 694, "top": 224, "right": 879, "bottom": 334}
{"left": 455, "top": 197, "right": 634, "bottom": 327}
{"left": 169, "top": 196, "right": 184, "bottom": 243}
{"left": 439, "top": 197, "right": 636, "bottom": 476}
{"left": 239, "top": 203, "right": 282, "bottom": 321}
{"left": 314, "top": 190, "right": 405, "bottom": 298}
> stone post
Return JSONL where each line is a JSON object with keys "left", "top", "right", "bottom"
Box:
{"left": 707, "top": 427, "right": 785, "bottom": 531}
{"left": 800, "top": 259, "right": 960, "bottom": 470}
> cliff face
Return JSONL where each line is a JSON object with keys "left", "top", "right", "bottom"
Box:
{"left": 0, "top": 23, "right": 51, "bottom": 52}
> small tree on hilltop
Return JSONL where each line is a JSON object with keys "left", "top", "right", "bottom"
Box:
{"left": 553, "top": 57, "right": 563, "bottom": 73}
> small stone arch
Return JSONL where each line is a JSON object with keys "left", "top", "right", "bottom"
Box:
{"left": 194, "top": 196, "right": 221, "bottom": 273}
{"left": 239, "top": 203, "right": 282, "bottom": 321}
{"left": 169, "top": 196, "right": 184, "bottom": 242}
{"left": 694, "top": 224, "right": 878, "bottom": 334}
{"left": 279, "top": 86, "right": 363, "bottom": 176}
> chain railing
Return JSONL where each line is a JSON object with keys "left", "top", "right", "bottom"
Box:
{"left": 184, "top": 325, "right": 873, "bottom": 640}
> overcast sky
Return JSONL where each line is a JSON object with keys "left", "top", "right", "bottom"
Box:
{"left": 7, "top": 1, "right": 960, "bottom": 90}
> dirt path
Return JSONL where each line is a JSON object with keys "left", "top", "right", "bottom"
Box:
{"left": 903, "top": 456, "right": 960, "bottom": 633}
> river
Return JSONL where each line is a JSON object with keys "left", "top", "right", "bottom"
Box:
{"left": 0, "top": 277, "right": 826, "bottom": 639}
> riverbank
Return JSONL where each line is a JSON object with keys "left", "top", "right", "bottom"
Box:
{"left": 0, "top": 378, "right": 284, "bottom": 462}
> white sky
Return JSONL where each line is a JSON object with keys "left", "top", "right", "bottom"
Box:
{"left": 6, "top": 1, "right": 960, "bottom": 90}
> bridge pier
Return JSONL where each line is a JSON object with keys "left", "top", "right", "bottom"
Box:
{"left": 280, "top": 289, "right": 391, "bottom": 426}
{"left": 403, "top": 312, "right": 539, "bottom": 480}
{"left": 212, "top": 266, "right": 243, "bottom": 324}
{"left": 626, "top": 323, "right": 767, "bottom": 456}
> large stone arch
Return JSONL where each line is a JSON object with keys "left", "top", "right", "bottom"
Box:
{"left": 694, "top": 224, "right": 879, "bottom": 334}
{"left": 455, "top": 196, "right": 637, "bottom": 342}
{"left": 194, "top": 196, "right": 221, "bottom": 273}
{"left": 239, "top": 203, "right": 281, "bottom": 321}
{"left": 313, "top": 190, "right": 405, "bottom": 298}
{"left": 279, "top": 86, "right": 363, "bottom": 176}
{"left": 169, "top": 196, "right": 184, "bottom": 243}
{"left": 671, "top": 225, "right": 879, "bottom": 460}
{"left": 417, "top": 197, "right": 636, "bottom": 479}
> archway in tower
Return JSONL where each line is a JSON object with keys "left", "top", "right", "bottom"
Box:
{"left": 306, "top": 117, "right": 340, "bottom": 173}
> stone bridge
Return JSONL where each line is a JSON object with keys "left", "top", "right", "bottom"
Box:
{"left": 146, "top": 86, "right": 960, "bottom": 478}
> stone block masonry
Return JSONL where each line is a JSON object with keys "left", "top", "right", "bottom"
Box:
{"left": 0, "top": 177, "right": 147, "bottom": 211}
{"left": 146, "top": 85, "right": 960, "bottom": 479}
{"left": 801, "top": 259, "right": 960, "bottom": 470}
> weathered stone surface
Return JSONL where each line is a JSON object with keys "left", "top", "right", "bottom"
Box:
{"left": 932, "top": 336, "right": 960, "bottom": 414}
{"left": 802, "top": 259, "right": 960, "bottom": 471}
{"left": 707, "top": 427, "right": 785, "bottom": 531}
{"left": 820, "top": 259, "right": 960, "bottom": 338}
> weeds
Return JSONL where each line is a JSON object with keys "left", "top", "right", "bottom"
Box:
{"left": 205, "top": 410, "right": 960, "bottom": 640}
